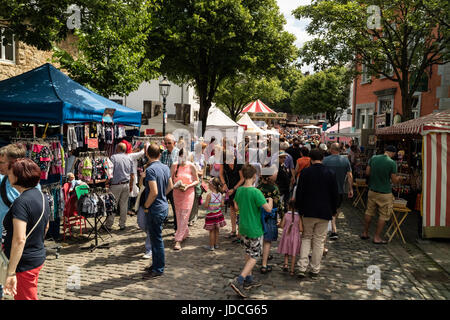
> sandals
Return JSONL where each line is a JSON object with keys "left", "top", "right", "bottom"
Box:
{"left": 282, "top": 265, "right": 289, "bottom": 272}
{"left": 232, "top": 238, "right": 242, "bottom": 244}
{"left": 289, "top": 271, "right": 295, "bottom": 276}
{"left": 373, "top": 240, "right": 388, "bottom": 245}
{"left": 360, "top": 235, "right": 370, "bottom": 240}
{"left": 260, "top": 265, "right": 272, "bottom": 274}
{"left": 226, "top": 232, "right": 237, "bottom": 239}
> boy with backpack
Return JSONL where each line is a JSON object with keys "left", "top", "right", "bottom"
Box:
{"left": 229, "top": 164, "right": 273, "bottom": 298}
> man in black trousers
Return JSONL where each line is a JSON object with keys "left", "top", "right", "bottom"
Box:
{"left": 296, "top": 149, "right": 339, "bottom": 279}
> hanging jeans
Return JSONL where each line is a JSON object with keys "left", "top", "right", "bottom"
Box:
{"left": 146, "top": 209, "right": 168, "bottom": 274}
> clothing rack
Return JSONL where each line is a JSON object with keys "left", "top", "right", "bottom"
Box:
{"left": 12, "top": 137, "right": 60, "bottom": 143}
{"left": 79, "top": 151, "right": 108, "bottom": 157}
{"left": 41, "top": 182, "right": 61, "bottom": 190}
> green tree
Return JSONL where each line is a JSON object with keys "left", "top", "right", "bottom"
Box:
{"left": 291, "top": 67, "right": 352, "bottom": 126}
{"left": 52, "top": 0, "right": 160, "bottom": 97}
{"left": 270, "top": 64, "right": 304, "bottom": 114}
{"left": 294, "top": 0, "right": 450, "bottom": 121}
{"left": 214, "top": 75, "right": 287, "bottom": 121}
{"left": 146, "top": 0, "right": 297, "bottom": 134}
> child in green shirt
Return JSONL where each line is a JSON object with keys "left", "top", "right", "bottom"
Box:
{"left": 230, "top": 164, "right": 273, "bottom": 298}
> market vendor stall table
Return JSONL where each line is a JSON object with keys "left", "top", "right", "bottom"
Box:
{"left": 353, "top": 182, "right": 368, "bottom": 209}
{"left": 385, "top": 207, "right": 412, "bottom": 244}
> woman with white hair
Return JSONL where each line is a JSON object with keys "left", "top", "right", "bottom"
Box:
{"left": 170, "top": 148, "right": 199, "bottom": 250}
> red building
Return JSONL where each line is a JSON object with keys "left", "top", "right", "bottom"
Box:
{"left": 352, "top": 63, "right": 450, "bottom": 130}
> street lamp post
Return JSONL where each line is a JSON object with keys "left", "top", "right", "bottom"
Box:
{"left": 336, "top": 107, "right": 343, "bottom": 143}
{"left": 159, "top": 76, "right": 171, "bottom": 137}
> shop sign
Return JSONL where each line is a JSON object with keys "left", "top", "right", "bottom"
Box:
{"left": 102, "top": 108, "right": 116, "bottom": 123}
{"left": 87, "top": 138, "right": 98, "bottom": 149}
{"left": 376, "top": 113, "right": 386, "bottom": 127}
{"left": 145, "top": 129, "right": 156, "bottom": 136}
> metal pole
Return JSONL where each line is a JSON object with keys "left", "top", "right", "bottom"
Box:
{"left": 337, "top": 117, "right": 340, "bottom": 143}
{"left": 163, "top": 96, "right": 167, "bottom": 137}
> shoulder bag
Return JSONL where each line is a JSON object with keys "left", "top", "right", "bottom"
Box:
{"left": 0, "top": 191, "right": 46, "bottom": 285}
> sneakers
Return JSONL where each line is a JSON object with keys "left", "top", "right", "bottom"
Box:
{"left": 297, "top": 271, "right": 306, "bottom": 279}
{"left": 142, "top": 252, "right": 152, "bottom": 259}
{"left": 203, "top": 245, "right": 215, "bottom": 251}
{"left": 243, "top": 278, "right": 262, "bottom": 290}
{"left": 309, "top": 271, "right": 319, "bottom": 279}
{"left": 229, "top": 278, "right": 247, "bottom": 298}
{"left": 329, "top": 232, "right": 338, "bottom": 240}
{"left": 214, "top": 244, "right": 219, "bottom": 249}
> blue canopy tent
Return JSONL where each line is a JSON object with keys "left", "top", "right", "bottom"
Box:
{"left": 0, "top": 63, "right": 141, "bottom": 126}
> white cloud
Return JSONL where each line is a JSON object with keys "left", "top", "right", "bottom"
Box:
{"left": 277, "top": 0, "right": 315, "bottom": 72}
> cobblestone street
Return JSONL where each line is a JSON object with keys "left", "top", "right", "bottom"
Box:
{"left": 31, "top": 200, "right": 450, "bottom": 300}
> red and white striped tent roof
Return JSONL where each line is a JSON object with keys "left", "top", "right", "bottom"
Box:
{"left": 376, "top": 109, "right": 450, "bottom": 136}
{"left": 241, "top": 99, "right": 276, "bottom": 114}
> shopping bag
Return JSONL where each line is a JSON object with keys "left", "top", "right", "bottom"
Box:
{"left": 0, "top": 250, "right": 8, "bottom": 285}
{"left": 137, "top": 207, "right": 147, "bottom": 231}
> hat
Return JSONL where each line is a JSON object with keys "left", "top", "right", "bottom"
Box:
{"left": 319, "top": 143, "right": 328, "bottom": 151}
{"left": 279, "top": 151, "right": 288, "bottom": 157}
{"left": 385, "top": 145, "right": 397, "bottom": 153}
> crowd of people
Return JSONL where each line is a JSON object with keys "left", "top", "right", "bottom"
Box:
{"left": 0, "top": 127, "right": 404, "bottom": 299}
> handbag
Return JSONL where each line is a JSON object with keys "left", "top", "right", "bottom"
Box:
{"left": 0, "top": 191, "right": 46, "bottom": 286}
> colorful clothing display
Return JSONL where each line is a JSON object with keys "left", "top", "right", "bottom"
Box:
{"left": 77, "top": 192, "right": 117, "bottom": 218}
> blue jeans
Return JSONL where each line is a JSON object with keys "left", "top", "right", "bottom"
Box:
{"left": 146, "top": 208, "right": 168, "bottom": 274}
{"left": 145, "top": 231, "right": 152, "bottom": 254}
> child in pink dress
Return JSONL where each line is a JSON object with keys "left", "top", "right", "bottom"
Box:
{"left": 277, "top": 201, "right": 303, "bottom": 276}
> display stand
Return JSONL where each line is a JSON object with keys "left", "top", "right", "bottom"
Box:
{"left": 77, "top": 186, "right": 113, "bottom": 252}
{"left": 82, "top": 215, "right": 111, "bottom": 252}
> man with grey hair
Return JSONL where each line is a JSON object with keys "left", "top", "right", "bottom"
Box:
{"left": 160, "top": 134, "right": 179, "bottom": 231}
{"left": 106, "top": 143, "right": 135, "bottom": 231}
{"left": 322, "top": 143, "right": 354, "bottom": 240}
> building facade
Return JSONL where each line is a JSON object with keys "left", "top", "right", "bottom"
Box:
{"left": 110, "top": 79, "right": 201, "bottom": 125}
{"left": 0, "top": 28, "right": 77, "bottom": 81}
{"left": 352, "top": 62, "right": 450, "bottom": 130}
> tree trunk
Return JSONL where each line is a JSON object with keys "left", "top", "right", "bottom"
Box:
{"left": 199, "top": 94, "right": 212, "bottom": 136}
{"left": 400, "top": 80, "right": 413, "bottom": 121}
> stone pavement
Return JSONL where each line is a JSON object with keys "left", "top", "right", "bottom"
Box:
{"left": 10, "top": 200, "right": 449, "bottom": 300}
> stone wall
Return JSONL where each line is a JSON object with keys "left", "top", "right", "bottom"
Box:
{"left": 0, "top": 34, "right": 78, "bottom": 81}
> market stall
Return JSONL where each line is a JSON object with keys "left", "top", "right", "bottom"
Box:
{"left": 0, "top": 63, "right": 142, "bottom": 242}
{"left": 376, "top": 109, "right": 450, "bottom": 239}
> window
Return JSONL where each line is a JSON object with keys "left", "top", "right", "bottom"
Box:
{"left": 0, "top": 28, "right": 15, "bottom": 63}
{"left": 356, "top": 109, "right": 361, "bottom": 129}
{"left": 380, "top": 60, "right": 394, "bottom": 79}
{"left": 379, "top": 99, "right": 393, "bottom": 126}
{"left": 361, "top": 64, "right": 371, "bottom": 84}
{"left": 411, "top": 94, "right": 421, "bottom": 119}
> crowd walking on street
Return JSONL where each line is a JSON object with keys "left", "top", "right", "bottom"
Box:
{"left": 0, "top": 128, "right": 423, "bottom": 299}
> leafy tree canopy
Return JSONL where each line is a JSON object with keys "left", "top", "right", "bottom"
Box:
{"left": 52, "top": 0, "right": 160, "bottom": 97}
{"left": 291, "top": 67, "right": 352, "bottom": 126}
{"left": 214, "top": 74, "right": 288, "bottom": 121}
{"left": 146, "top": 0, "right": 297, "bottom": 133}
{"left": 294, "top": 0, "right": 450, "bottom": 121}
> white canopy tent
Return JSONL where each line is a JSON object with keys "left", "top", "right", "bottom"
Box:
{"left": 205, "top": 107, "right": 240, "bottom": 142}
{"left": 303, "top": 125, "right": 321, "bottom": 129}
{"left": 237, "top": 113, "right": 265, "bottom": 134}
